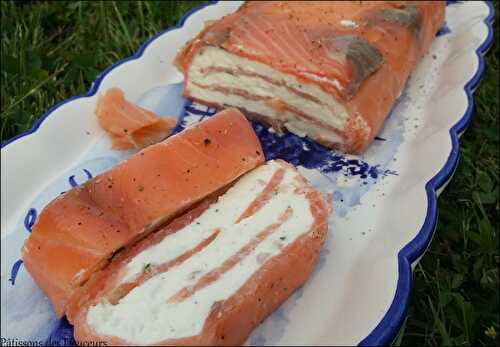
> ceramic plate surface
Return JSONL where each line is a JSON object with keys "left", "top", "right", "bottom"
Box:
{"left": 0, "top": 1, "right": 494, "bottom": 345}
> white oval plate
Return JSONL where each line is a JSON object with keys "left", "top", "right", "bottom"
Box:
{"left": 0, "top": 1, "right": 495, "bottom": 346}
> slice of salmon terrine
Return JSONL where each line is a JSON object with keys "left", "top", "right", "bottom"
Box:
{"left": 70, "top": 160, "right": 331, "bottom": 346}
{"left": 22, "top": 108, "right": 264, "bottom": 317}
{"left": 176, "top": 1, "right": 445, "bottom": 153}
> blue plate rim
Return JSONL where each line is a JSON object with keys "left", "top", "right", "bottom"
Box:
{"left": 1, "top": 1, "right": 495, "bottom": 346}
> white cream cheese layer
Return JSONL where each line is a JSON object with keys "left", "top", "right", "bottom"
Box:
{"left": 340, "top": 19, "right": 358, "bottom": 28}
{"left": 187, "top": 47, "right": 349, "bottom": 130}
{"left": 87, "top": 161, "right": 314, "bottom": 344}
{"left": 188, "top": 84, "right": 345, "bottom": 145}
{"left": 120, "top": 161, "right": 278, "bottom": 282}
{"left": 285, "top": 119, "right": 343, "bottom": 144}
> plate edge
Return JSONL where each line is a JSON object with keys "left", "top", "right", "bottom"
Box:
{"left": 358, "top": 1, "right": 496, "bottom": 345}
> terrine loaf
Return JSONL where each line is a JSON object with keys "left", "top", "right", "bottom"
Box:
{"left": 176, "top": 1, "right": 445, "bottom": 153}
{"left": 22, "top": 108, "right": 264, "bottom": 317}
{"left": 69, "top": 160, "right": 331, "bottom": 346}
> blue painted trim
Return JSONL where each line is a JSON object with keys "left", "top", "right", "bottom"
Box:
{"left": 9, "top": 260, "right": 24, "bottom": 285}
{"left": 68, "top": 168, "right": 93, "bottom": 188}
{"left": 23, "top": 208, "right": 37, "bottom": 232}
{"left": 359, "top": 1, "right": 495, "bottom": 345}
{"left": 0, "top": 1, "right": 495, "bottom": 345}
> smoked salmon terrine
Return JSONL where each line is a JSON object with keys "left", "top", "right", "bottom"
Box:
{"left": 176, "top": 1, "right": 445, "bottom": 153}
{"left": 68, "top": 159, "right": 331, "bottom": 346}
{"left": 22, "top": 108, "right": 264, "bottom": 317}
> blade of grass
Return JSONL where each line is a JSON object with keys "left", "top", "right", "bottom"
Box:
{"left": 111, "top": 1, "right": 135, "bottom": 54}
{"left": 2, "top": 63, "right": 68, "bottom": 115}
{"left": 394, "top": 316, "right": 408, "bottom": 346}
{"left": 428, "top": 296, "right": 452, "bottom": 346}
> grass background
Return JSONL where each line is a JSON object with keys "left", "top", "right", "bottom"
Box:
{"left": 1, "top": 1, "right": 498, "bottom": 345}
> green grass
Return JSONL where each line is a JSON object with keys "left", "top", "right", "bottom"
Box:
{"left": 1, "top": 1, "right": 498, "bottom": 346}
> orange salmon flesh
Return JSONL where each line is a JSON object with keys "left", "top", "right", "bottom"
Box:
{"left": 96, "top": 88, "right": 177, "bottom": 150}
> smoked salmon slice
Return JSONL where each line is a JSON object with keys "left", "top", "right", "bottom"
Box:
{"left": 68, "top": 160, "right": 332, "bottom": 346}
{"left": 21, "top": 108, "right": 264, "bottom": 317}
{"left": 96, "top": 88, "right": 177, "bottom": 150}
{"left": 176, "top": 1, "right": 445, "bottom": 153}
